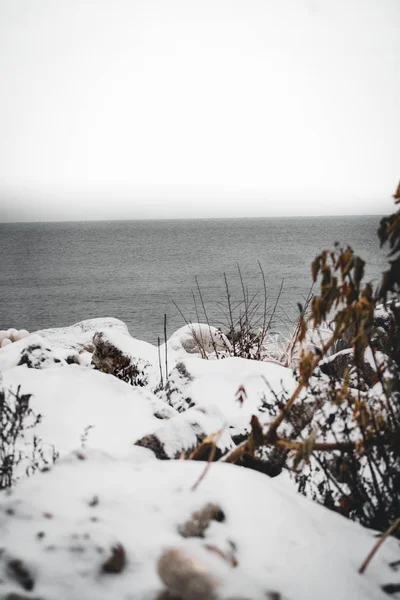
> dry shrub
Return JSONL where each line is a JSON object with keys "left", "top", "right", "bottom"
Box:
{"left": 0, "top": 386, "right": 58, "bottom": 490}
{"left": 221, "top": 191, "right": 400, "bottom": 534}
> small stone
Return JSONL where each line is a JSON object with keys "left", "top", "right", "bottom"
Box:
{"left": 178, "top": 503, "right": 225, "bottom": 538}
{"left": 157, "top": 548, "right": 220, "bottom": 600}
{"left": 5, "top": 594, "right": 43, "bottom": 600}
{"left": 101, "top": 544, "right": 126, "bottom": 574}
{"left": 156, "top": 591, "right": 183, "bottom": 600}
{"left": 7, "top": 559, "right": 35, "bottom": 591}
{"left": 69, "top": 545, "right": 85, "bottom": 553}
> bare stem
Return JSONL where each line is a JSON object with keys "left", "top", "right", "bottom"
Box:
{"left": 157, "top": 336, "right": 164, "bottom": 388}
{"left": 164, "top": 313, "right": 168, "bottom": 382}
{"left": 359, "top": 517, "right": 400, "bottom": 575}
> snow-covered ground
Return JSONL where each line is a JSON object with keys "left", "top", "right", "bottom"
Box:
{"left": 0, "top": 318, "right": 398, "bottom": 599}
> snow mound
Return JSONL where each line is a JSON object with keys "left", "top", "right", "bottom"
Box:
{"left": 1, "top": 365, "right": 162, "bottom": 459}
{"left": 35, "top": 317, "right": 129, "bottom": 350}
{"left": 158, "top": 356, "right": 307, "bottom": 440}
{"left": 0, "top": 451, "right": 398, "bottom": 600}
{"left": 135, "top": 406, "right": 234, "bottom": 459}
{"left": 0, "top": 328, "right": 30, "bottom": 347}
{"left": 91, "top": 328, "right": 160, "bottom": 390}
{"left": 0, "top": 334, "right": 68, "bottom": 372}
{"left": 166, "top": 323, "right": 231, "bottom": 359}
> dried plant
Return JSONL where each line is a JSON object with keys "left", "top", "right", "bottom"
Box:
{"left": 0, "top": 386, "right": 58, "bottom": 489}
{"left": 173, "top": 263, "right": 295, "bottom": 363}
{"left": 215, "top": 191, "right": 400, "bottom": 534}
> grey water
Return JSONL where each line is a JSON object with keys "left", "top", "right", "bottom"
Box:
{"left": 0, "top": 216, "right": 387, "bottom": 344}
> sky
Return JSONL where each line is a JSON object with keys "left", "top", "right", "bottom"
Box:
{"left": 0, "top": 0, "right": 399, "bottom": 222}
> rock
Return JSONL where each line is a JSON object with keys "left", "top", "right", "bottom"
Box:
{"left": 159, "top": 361, "right": 195, "bottom": 413}
{"left": 35, "top": 317, "right": 129, "bottom": 350}
{"left": 4, "top": 594, "right": 44, "bottom": 600}
{"left": 167, "top": 324, "right": 231, "bottom": 359}
{"left": 6, "top": 328, "right": 19, "bottom": 340}
{"left": 134, "top": 433, "right": 170, "bottom": 459}
{"left": 15, "top": 329, "right": 30, "bottom": 340}
{"left": 101, "top": 543, "right": 126, "bottom": 574}
{"left": 0, "top": 334, "right": 67, "bottom": 371}
{"left": 319, "top": 348, "right": 376, "bottom": 387}
{"left": 157, "top": 548, "right": 221, "bottom": 600}
{"left": 0, "top": 330, "right": 30, "bottom": 346}
{"left": 18, "top": 344, "right": 66, "bottom": 369}
{"left": 7, "top": 559, "right": 35, "bottom": 591}
{"left": 178, "top": 504, "right": 225, "bottom": 538}
{"left": 135, "top": 407, "right": 234, "bottom": 459}
{"left": 156, "top": 592, "right": 184, "bottom": 600}
{"left": 91, "top": 330, "right": 158, "bottom": 388}
{"left": 374, "top": 302, "right": 399, "bottom": 332}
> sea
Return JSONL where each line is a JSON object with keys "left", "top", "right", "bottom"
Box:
{"left": 0, "top": 215, "right": 387, "bottom": 344}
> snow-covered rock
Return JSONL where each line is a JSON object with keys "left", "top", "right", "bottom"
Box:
{"left": 0, "top": 450, "right": 398, "bottom": 600}
{"left": 159, "top": 356, "right": 306, "bottom": 440}
{"left": 0, "top": 334, "right": 68, "bottom": 372}
{"left": 0, "top": 328, "right": 30, "bottom": 346}
{"left": 166, "top": 323, "right": 231, "bottom": 360}
{"left": 91, "top": 329, "right": 160, "bottom": 390}
{"left": 35, "top": 317, "right": 129, "bottom": 350}
{"left": 319, "top": 347, "right": 376, "bottom": 385}
{"left": 135, "top": 406, "right": 234, "bottom": 459}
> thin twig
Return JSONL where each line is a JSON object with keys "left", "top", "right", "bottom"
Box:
{"left": 237, "top": 264, "right": 249, "bottom": 340}
{"left": 171, "top": 298, "right": 207, "bottom": 359}
{"left": 223, "top": 272, "right": 236, "bottom": 355}
{"left": 256, "top": 261, "right": 269, "bottom": 357}
{"left": 164, "top": 314, "right": 168, "bottom": 382}
{"left": 172, "top": 299, "right": 191, "bottom": 326}
{"left": 358, "top": 517, "right": 400, "bottom": 574}
{"left": 222, "top": 428, "right": 389, "bottom": 464}
{"left": 191, "top": 290, "right": 208, "bottom": 357}
{"left": 191, "top": 430, "right": 223, "bottom": 491}
{"left": 157, "top": 336, "right": 164, "bottom": 389}
{"left": 266, "top": 278, "right": 284, "bottom": 333}
{"left": 195, "top": 276, "right": 219, "bottom": 359}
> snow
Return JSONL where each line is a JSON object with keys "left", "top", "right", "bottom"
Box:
{"left": 1, "top": 365, "right": 161, "bottom": 458}
{"left": 138, "top": 406, "right": 235, "bottom": 458}
{"left": 36, "top": 317, "right": 129, "bottom": 349}
{"left": 0, "top": 317, "right": 398, "bottom": 599}
{"left": 0, "top": 333, "right": 68, "bottom": 371}
{"left": 165, "top": 323, "right": 231, "bottom": 360}
{"left": 0, "top": 451, "right": 398, "bottom": 600}
{"left": 180, "top": 356, "right": 303, "bottom": 440}
{"left": 94, "top": 327, "right": 159, "bottom": 366}
{"left": 0, "top": 328, "right": 30, "bottom": 344}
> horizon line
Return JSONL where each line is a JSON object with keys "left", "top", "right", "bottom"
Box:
{"left": 0, "top": 212, "right": 387, "bottom": 225}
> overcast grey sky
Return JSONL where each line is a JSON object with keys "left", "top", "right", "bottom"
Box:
{"left": 0, "top": 0, "right": 399, "bottom": 222}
